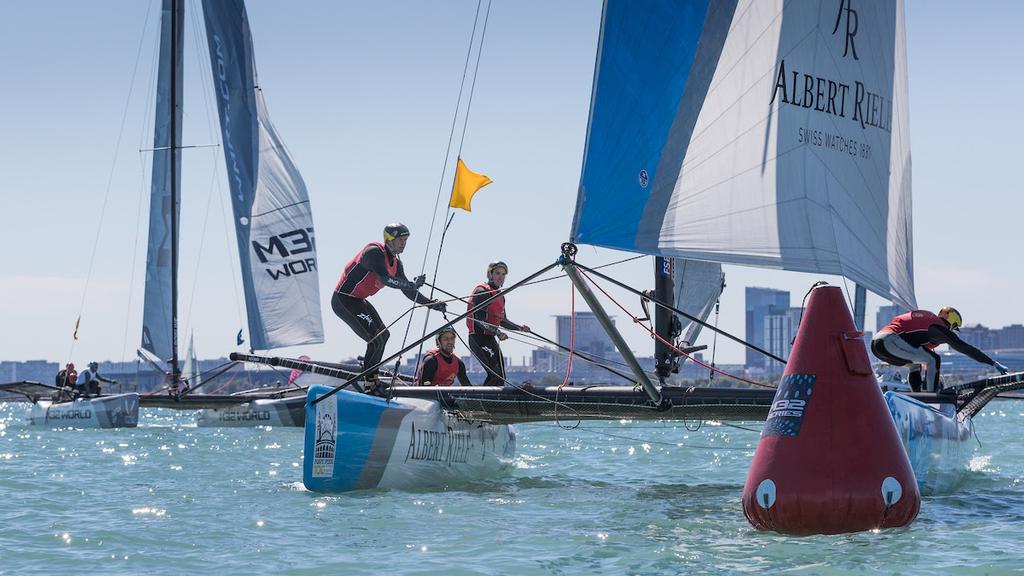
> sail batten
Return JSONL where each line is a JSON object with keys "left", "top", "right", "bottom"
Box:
{"left": 202, "top": 0, "right": 324, "bottom": 350}
{"left": 573, "top": 0, "right": 915, "bottom": 310}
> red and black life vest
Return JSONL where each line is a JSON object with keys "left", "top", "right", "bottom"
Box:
{"left": 878, "top": 310, "right": 944, "bottom": 350}
{"left": 466, "top": 283, "right": 505, "bottom": 335}
{"left": 335, "top": 242, "right": 397, "bottom": 299}
{"left": 417, "top": 349, "right": 462, "bottom": 386}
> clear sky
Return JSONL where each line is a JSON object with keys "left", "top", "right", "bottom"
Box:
{"left": 1, "top": 0, "right": 1022, "bottom": 370}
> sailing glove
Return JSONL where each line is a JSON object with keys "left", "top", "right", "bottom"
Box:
{"left": 429, "top": 300, "right": 447, "bottom": 313}
{"left": 413, "top": 274, "right": 427, "bottom": 289}
{"left": 994, "top": 362, "right": 1010, "bottom": 375}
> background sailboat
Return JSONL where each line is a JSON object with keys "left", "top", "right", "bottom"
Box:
{"left": 138, "top": 0, "right": 324, "bottom": 393}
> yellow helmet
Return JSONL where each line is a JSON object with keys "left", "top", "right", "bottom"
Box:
{"left": 939, "top": 306, "right": 962, "bottom": 331}
{"left": 383, "top": 223, "right": 410, "bottom": 242}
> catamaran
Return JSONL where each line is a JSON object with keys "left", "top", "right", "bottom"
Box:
{"left": 0, "top": 0, "right": 326, "bottom": 427}
{"left": 228, "top": 0, "right": 1024, "bottom": 502}
{"left": 0, "top": 381, "right": 140, "bottom": 428}
{"left": 132, "top": 0, "right": 324, "bottom": 422}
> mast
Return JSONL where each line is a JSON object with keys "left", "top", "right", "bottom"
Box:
{"left": 653, "top": 257, "right": 678, "bottom": 384}
{"left": 169, "top": 0, "right": 182, "bottom": 385}
{"left": 853, "top": 284, "right": 867, "bottom": 331}
{"left": 562, "top": 245, "right": 661, "bottom": 405}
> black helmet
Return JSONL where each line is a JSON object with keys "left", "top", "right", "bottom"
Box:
{"left": 88, "top": 361, "right": 99, "bottom": 371}
{"left": 486, "top": 261, "right": 508, "bottom": 276}
{"left": 435, "top": 325, "right": 457, "bottom": 342}
{"left": 383, "top": 223, "right": 410, "bottom": 242}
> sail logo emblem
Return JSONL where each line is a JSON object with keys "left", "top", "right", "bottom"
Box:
{"left": 638, "top": 169, "right": 649, "bottom": 189}
{"left": 312, "top": 395, "right": 337, "bottom": 478}
{"left": 832, "top": 0, "right": 859, "bottom": 61}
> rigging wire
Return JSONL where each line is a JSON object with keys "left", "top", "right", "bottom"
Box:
{"left": 423, "top": 281, "right": 643, "bottom": 384}
{"left": 120, "top": 3, "right": 161, "bottom": 370}
{"left": 402, "top": 0, "right": 488, "bottom": 352}
{"left": 72, "top": 0, "right": 156, "bottom": 365}
{"left": 576, "top": 267, "right": 775, "bottom": 389}
{"left": 183, "top": 0, "right": 227, "bottom": 341}
{"left": 405, "top": 0, "right": 496, "bottom": 367}
{"left": 575, "top": 262, "right": 787, "bottom": 365}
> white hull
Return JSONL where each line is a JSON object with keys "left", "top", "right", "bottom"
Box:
{"left": 885, "top": 391, "right": 974, "bottom": 495}
{"left": 304, "top": 385, "right": 515, "bottom": 492}
{"left": 29, "top": 393, "right": 140, "bottom": 428}
{"left": 195, "top": 395, "right": 305, "bottom": 427}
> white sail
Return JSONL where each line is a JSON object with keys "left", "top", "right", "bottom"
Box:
{"left": 572, "top": 0, "right": 915, "bottom": 310}
{"left": 202, "top": 0, "right": 324, "bottom": 350}
{"left": 182, "top": 332, "right": 201, "bottom": 386}
{"left": 673, "top": 258, "right": 724, "bottom": 345}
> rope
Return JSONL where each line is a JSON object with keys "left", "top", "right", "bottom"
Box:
{"left": 313, "top": 261, "right": 560, "bottom": 406}
{"left": 404, "top": 0, "right": 488, "bottom": 353}
{"left": 71, "top": 0, "right": 155, "bottom": 363}
{"left": 709, "top": 294, "right": 721, "bottom": 381}
{"left": 577, "top": 268, "right": 775, "bottom": 389}
{"left": 575, "top": 262, "right": 787, "bottom": 365}
{"left": 424, "top": 281, "right": 640, "bottom": 384}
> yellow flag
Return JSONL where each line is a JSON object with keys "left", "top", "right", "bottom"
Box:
{"left": 449, "top": 158, "right": 492, "bottom": 212}
{"left": 73, "top": 316, "right": 81, "bottom": 340}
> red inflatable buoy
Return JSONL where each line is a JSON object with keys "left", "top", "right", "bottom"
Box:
{"left": 742, "top": 284, "right": 919, "bottom": 535}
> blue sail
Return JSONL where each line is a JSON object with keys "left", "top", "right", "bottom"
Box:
{"left": 202, "top": 0, "right": 324, "bottom": 350}
{"left": 572, "top": 0, "right": 915, "bottom": 310}
{"left": 140, "top": 0, "right": 183, "bottom": 363}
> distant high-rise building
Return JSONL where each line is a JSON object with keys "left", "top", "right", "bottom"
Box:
{"left": 959, "top": 324, "right": 995, "bottom": 351}
{"left": 531, "top": 348, "right": 559, "bottom": 373}
{"left": 875, "top": 304, "right": 906, "bottom": 333}
{"left": 555, "top": 312, "right": 622, "bottom": 379}
{"left": 0, "top": 360, "right": 59, "bottom": 384}
{"left": 996, "top": 325, "right": 1024, "bottom": 350}
{"left": 746, "top": 288, "right": 789, "bottom": 367}
{"left": 764, "top": 307, "right": 803, "bottom": 365}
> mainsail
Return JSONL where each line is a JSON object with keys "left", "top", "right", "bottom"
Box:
{"left": 571, "top": 0, "right": 915, "bottom": 310}
{"left": 202, "top": 0, "right": 324, "bottom": 350}
{"left": 140, "top": 0, "right": 183, "bottom": 362}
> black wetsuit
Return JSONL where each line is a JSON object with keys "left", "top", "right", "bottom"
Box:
{"left": 467, "top": 282, "right": 522, "bottom": 386}
{"left": 332, "top": 243, "right": 433, "bottom": 380}
{"left": 872, "top": 311, "right": 995, "bottom": 391}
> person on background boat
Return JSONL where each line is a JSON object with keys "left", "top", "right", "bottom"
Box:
{"left": 871, "top": 307, "right": 1008, "bottom": 392}
{"left": 333, "top": 223, "right": 446, "bottom": 393}
{"left": 76, "top": 361, "right": 117, "bottom": 398}
{"left": 467, "top": 261, "right": 530, "bottom": 386}
{"left": 417, "top": 326, "right": 471, "bottom": 387}
{"left": 54, "top": 362, "right": 77, "bottom": 402}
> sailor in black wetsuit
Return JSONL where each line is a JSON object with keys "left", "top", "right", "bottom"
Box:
{"left": 333, "top": 223, "right": 446, "bottom": 388}
{"left": 466, "top": 261, "right": 530, "bottom": 386}
{"left": 871, "top": 306, "right": 1008, "bottom": 392}
{"left": 417, "top": 326, "right": 471, "bottom": 386}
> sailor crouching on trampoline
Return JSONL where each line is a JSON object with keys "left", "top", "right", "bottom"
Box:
{"left": 871, "top": 306, "right": 1008, "bottom": 392}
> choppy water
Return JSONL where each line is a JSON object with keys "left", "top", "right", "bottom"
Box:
{"left": 2, "top": 401, "right": 1024, "bottom": 575}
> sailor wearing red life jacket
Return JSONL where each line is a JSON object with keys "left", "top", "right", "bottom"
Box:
{"left": 417, "top": 326, "right": 471, "bottom": 386}
{"left": 466, "top": 261, "right": 530, "bottom": 386}
{"left": 871, "top": 306, "right": 1007, "bottom": 392}
{"left": 332, "top": 223, "right": 446, "bottom": 391}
